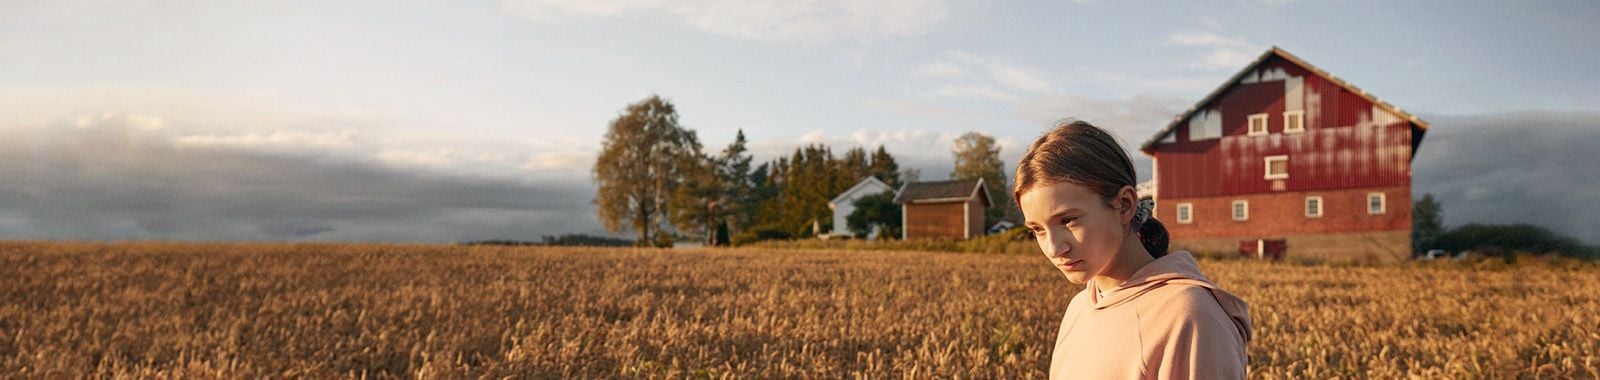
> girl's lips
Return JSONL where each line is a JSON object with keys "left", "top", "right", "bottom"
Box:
{"left": 1059, "top": 259, "right": 1083, "bottom": 270}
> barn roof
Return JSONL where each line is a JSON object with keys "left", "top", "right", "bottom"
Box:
{"left": 1140, "top": 46, "right": 1431, "bottom": 154}
{"left": 893, "top": 179, "right": 991, "bottom": 207}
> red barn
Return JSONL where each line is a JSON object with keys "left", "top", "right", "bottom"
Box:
{"left": 1140, "top": 47, "right": 1430, "bottom": 262}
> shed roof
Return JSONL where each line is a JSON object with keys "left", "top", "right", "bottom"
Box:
{"left": 893, "top": 179, "right": 991, "bottom": 207}
{"left": 1140, "top": 46, "right": 1430, "bottom": 154}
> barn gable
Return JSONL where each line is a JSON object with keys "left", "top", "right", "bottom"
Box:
{"left": 1141, "top": 46, "right": 1430, "bottom": 157}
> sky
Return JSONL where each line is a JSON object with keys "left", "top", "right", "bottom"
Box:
{"left": 1, "top": 0, "right": 1597, "bottom": 244}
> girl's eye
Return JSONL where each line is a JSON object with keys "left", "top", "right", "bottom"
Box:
{"left": 1061, "top": 217, "right": 1077, "bottom": 227}
{"left": 1030, "top": 228, "right": 1044, "bottom": 236}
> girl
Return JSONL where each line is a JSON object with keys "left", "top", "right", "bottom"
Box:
{"left": 1014, "top": 120, "right": 1252, "bottom": 379}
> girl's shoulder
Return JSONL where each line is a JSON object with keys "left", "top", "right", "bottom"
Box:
{"left": 1136, "top": 283, "right": 1229, "bottom": 319}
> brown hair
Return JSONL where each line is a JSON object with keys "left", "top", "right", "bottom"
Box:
{"left": 1013, "top": 120, "right": 1168, "bottom": 258}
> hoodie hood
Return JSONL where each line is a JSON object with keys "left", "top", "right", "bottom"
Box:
{"left": 1093, "top": 251, "right": 1253, "bottom": 342}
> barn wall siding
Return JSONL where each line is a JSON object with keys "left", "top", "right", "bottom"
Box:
{"left": 905, "top": 202, "right": 967, "bottom": 239}
{"left": 966, "top": 198, "right": 984, "bottom": 238}
{"left": 1159, "top": 185, "right": 1412, "bottom": 238}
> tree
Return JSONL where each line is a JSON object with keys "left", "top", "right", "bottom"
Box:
{"left": 841, "top": 146, "right": 869, "bottom": 184}
{"left": 776, "top": 145, "right": 845, "bottom": 237}
{"left": 951, "top": 132, "right": 1011, "bottom": 228}
{"left": 669, "top": 150, "right": 720, "bottom": 246}
{"left": 716, "top": 130, "right": 756, "bottom": 239}
{"left": 1412, "top": 193, "right": 1443, "bottom": 255}
{"left": 593, "top": 95, "right": 700, "bottom": 246}
{"left": 846, "top": 190, "right": 902, "bottom": 239}
{"left": 868, "top": 145, "right": 901, "bottom": 187}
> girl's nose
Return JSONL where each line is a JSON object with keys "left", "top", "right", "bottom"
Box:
{"left": 1049, "top": 239, "right": 1071, "bottom": 258}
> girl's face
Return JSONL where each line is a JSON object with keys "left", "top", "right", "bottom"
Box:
{"left": 1019, "top": 181, "right": 1134, "bottom": 284}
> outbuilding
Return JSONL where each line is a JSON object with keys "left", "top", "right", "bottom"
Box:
{"left": 894, "top": 179, "right": 991, "bottom": 240}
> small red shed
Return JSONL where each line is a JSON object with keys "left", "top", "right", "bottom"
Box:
{"left": 895, "top": 179, "right": 991, "bottom": 240}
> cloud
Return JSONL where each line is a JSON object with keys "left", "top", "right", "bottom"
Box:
{"left": 0, "top": 114, "right": 602, "bottom": 242}
{"left": 174, "top": 129, "right": 359, "bottom": 151}
{"left": 1170, "top": 32, "right": 1263, "bottom": 71}
{"left": 1170, "top": 32, "right": 1253, "bottom": 48}
{"left": 907, "top": 51, "right": 1061, "bottom": 104}
{"left": 912, "top": 62, "right": 970, "bottom": 79}
{"left": 941, "top": 51, "right": 1058, "bottom": 92}
{"left": 504, "top": 0, "right": 950, "bottom": 44}
{"left": 1412, "top": 111, "right": 1600, "bottom": 245}
{"left": 929, "top": 84, "right": 1018, "bottom": 102}
{"left": 987, "top": 62, "right": 1056, "bottom": 92}
{"left": 502, "top": 0, "right": 626, "bottom": 18}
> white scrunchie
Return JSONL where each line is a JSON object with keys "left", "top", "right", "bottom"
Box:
{"left": 1132, "top": 199, "right": 1154, "bottom": 226}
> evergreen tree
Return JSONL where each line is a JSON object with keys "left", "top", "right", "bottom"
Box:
{"left": 716, "top": 130, "right": 755, "bottom": 239}
{"left": 669, "top": 150, "right": 720, "bottom": 246}
{"left": 868, "top": 145, "right": 901, "bottom": 187}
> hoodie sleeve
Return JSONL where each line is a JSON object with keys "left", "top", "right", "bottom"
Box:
{"left": 1139, "top": 285, "right": 1248, "bottom": 380}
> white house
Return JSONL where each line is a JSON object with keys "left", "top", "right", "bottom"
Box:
{"left": 827, "top": 176, "right": 895, "bottom": 239}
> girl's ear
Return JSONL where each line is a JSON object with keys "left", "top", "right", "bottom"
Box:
{"left": 1116, "top": 185, "right": 1139, "bottom": 224}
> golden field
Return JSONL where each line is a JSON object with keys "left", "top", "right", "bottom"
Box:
{"left": 1, "top": 242, "right": 1596, "bottom": 379}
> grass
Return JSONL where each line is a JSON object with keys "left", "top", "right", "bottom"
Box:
{"left": 1, "top": 241, "right": 1596, "bottom": 378}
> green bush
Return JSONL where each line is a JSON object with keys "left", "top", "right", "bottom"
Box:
{"left": 731, "top": 224, "right": 793, "bottom": 246}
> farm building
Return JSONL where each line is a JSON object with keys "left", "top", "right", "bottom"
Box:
{"left": 1140, "top": 47, "right": 1430, "bottom": 262}
{"left": 827, "top": 177, "right": 896, "bottom": 239}
{"left": 895, "top": 179, "right": 991, "bottom": 240}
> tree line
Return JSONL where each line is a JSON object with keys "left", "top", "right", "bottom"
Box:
{"left": 595, "top": 95, "right": 927, "bottom": 247}
{"left": 1413, "top": 194, "right": 1596, "bottom": 260}
{"left": 593, "top": 95, "right": 1015, "bottom": 247}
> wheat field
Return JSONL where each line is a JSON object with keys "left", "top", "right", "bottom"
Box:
{"left": 1, "top": 242, "right": 1596, "bottom": 378}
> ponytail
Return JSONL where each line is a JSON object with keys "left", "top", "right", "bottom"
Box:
{"left": 1130, "top": 198, "right": 1168, "bottom": 258}
{"left": 1139, "top": 218, "right": 1169, "bottom": 258}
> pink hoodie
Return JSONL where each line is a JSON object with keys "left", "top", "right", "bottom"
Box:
{"left": 1049, "top": 251, "right": 1252, "bottom": 380}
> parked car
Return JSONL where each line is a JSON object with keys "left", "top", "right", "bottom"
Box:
{"left": 1422, "top": 249, "right": 1450, "bottom": 260}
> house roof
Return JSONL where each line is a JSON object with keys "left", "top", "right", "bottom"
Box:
{"left": 828, "top": 176, "right": 895, "bottom": 207}
{"left": 893, "top": 179, "right": 991, "bottom": 207}
{"left": 1140, "top": 46, "right": 1431, "bottom": 154}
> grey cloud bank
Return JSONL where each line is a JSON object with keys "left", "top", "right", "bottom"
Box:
{"left": 1413, "top": 112, "right": 1600, "bottom": 245}
{"left": 0, "top": 116, "right": 600, "bottom": 242}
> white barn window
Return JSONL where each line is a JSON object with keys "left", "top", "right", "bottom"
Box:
{"left": 1368, "top": 193, "right": 1387, "bottom": 215}
{"left": 1305, "top": 196, "right": 1323, "bottom": 218}
{"left": 1232, "top": 200, "right": 1249, "bottom": 221}
{"left": 1177, "top": 203, "right": 1193, "bottom": 224}
{"left": 1265, "top": 155, "right": 1288, "bottom": 180}
{"left": 1248, "top": 113, "right": 1269, "bottom": 136}
{"left": 1284, "top": 110, "right": 1305, "bottom": 133}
